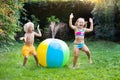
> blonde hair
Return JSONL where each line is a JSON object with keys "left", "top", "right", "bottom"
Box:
{"left": 75, "top": 18, "right": 87, "bottom": 28}
{"left": 24, "top": 22, "right": 34, "bottom": 32}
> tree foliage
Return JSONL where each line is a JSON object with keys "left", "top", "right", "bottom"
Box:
{"left": 0, "top": 0, "right": 24, "bottom": 46}
{"left": 22, "top": 1, "right": 94, "bottom": 40}
{"left": 91, "top": 0, "right": 116, "bottom": 40}
{"left": 114, "top": 0, "right": 120, "bottom": 41}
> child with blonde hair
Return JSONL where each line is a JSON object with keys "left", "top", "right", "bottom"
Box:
{"left": 20, "top": 22, "right": 42, "bottom": 66}
{"left": 69, "top": 13, "right": 93, "bottom": 68}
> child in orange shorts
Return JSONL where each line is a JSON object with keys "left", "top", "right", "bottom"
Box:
{"left": 20, "top": 22, "right": 42, "bottom": 66}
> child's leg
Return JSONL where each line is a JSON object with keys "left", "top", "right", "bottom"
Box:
{"left": 33, "top": 53, "right": 39, "bottom": 66}
{"left": 23, "top": 56, "right": 28, "bottom": 66}
{"left": 73, "top": 47, "right": 79, "bottom": 67}
{"left": 81, "top": 45, "right": 92, "bottom": 64}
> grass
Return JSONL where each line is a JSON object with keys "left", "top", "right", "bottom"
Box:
{"left": 0, "top": 40, "right": 120, "bottom": 80}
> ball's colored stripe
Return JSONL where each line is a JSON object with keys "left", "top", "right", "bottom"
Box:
{"left": 60, "top": 40, "right": 70, "bottom": 66}
{"left": 37, "top": 39, "right": 52, "bottom": 67}
{"left": 56, "top": 39, "right": 70, "bottom": 66}
{"left": 47, "top": 39, "right": 63, "bottom": 67}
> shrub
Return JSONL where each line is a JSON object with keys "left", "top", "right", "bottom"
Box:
{"left": 91, "top": 0, "right": 116, "bottom": 40}
{"left": 0, "top": 0, "right": 24, "bottom": 49}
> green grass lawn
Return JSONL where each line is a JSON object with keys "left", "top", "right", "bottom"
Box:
{"left": 0, "top": 40, "right": 120, "bottom": 80}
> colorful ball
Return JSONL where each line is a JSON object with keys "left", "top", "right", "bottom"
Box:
{"left": 37, "top": 38, "right": 70, "bottom": 68}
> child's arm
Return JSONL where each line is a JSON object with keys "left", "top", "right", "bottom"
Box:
{"left": 34, "top": 25, "right": 42, "bottom": 37}
{"left": 69, "top": 13, "right": 76, "bottom": 30}
{"left": 85, "top": 18, "right": 93, "bottom": 32}
{"left": 20, "top": 35, "right": 26, "bottom": 42}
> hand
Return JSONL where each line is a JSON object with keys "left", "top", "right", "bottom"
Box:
{"left": 37, "top": 24, "right": 42, "bottom": 33}
{"left": 70, "top": 13, "right": 74, "bottom": 19}
{"left": 20, "top": 37, "right": 24, "bottom": 40}
{"left": 89, "top": 18, "right": 93, "bottom": 23}
{"left": 37, "top": 25, "right": 40, "bottom": 30}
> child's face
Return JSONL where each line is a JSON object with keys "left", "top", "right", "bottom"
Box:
{"left": 76, "top": 18, "right": 85, "bottom": 28}
{"left": 28, "top": 26, "right": 34, "bottom": 33}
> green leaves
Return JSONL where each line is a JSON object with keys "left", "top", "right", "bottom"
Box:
{"left": 0, "top": 0, "right": 24, "bottom": 45}
{"left": 92, "top": 0, "right": 115, "bottom": 40}
{"left": 47, "top": 16, "right": 60, "bottom": 24}
{"left": 117, "top": 1, "right": 120, "bottom": 11}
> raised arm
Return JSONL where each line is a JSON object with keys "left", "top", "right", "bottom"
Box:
{"left": 34, "top": 25, "right": 42, "bottom": 37}
{"left": 85, "top": 18, "right": 93, "bottom": 32}
{"left": 69, "top": 13, "right": 76, "bottom": 30}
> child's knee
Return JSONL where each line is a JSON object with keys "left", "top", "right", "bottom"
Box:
{"left": 33, "top": 53, "right": 37, "bottom": 56}
{"left": 85, "top": 50, "right": 90, "bottom": 54}
{"left": 74, "top": 53, "right": 79, "bottom": 57}
{"left": 24, "top": 56, "right": 28, "bottom": 58}
{"left": 24, "top": 56, "right": 28, "bottom": 60}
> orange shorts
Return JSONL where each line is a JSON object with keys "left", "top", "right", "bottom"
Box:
{"left": 22, "top": 45, "right": 36, "bottom": 57}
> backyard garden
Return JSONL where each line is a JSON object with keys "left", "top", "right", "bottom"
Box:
{"left": 0, "top": 0, "right": 120, "bottom": 80}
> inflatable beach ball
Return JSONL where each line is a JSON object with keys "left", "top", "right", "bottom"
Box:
{"left": 37, "top": 38, "right": 70, "bottom": 68}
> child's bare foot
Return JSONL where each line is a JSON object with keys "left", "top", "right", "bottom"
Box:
{"left": 89, "top": 58, "right": 92, "bottom": 64}
{"left": 69, "top": 65, "right": 80, "bottom": 69}
{"left": 72, "top": 66, "right": 80, "bottom": 69}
